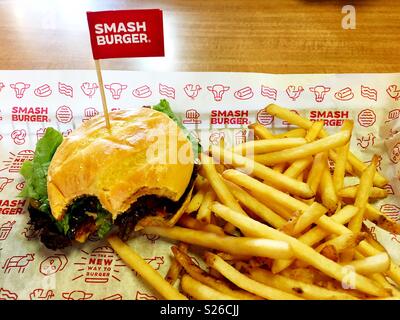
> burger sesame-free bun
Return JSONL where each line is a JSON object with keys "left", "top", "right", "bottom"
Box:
{"left": 47, "top": 108, "right": 194, "bottom": 221}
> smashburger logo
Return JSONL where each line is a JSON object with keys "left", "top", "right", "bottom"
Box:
{"left": 12, "top": 107, "right": 49, "bottom": 122}
{"left": 0, "top": 199, "right": 26, "bottom": 215}
{"left": 210, "top": 110, "right": 249, "bottom": 125}
{"left": 309, "top": 110, "right": 349, "bottom": 126}
{"left": 94, "top": 22, "right": 149, "bottom": 45}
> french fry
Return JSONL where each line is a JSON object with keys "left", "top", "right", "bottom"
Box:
{"left": 345, "top": 253, "right": 390, "bottom": 275}
{"left": 339, "top": 186, "right": 388, "bottom": 200}
{"left": 212, "top": 146, "right": 314, "bottom": 198}
{"left": 319, "top": 157, "right": 338, "bottom": 212}
{"left": 211, "top": 202, "right": 387, "bottom": 297}
{"left": 306, "top": 152, "right": 327, "bottom": 194}
{"left": 315, "top": 233, "right": 366, "bottom": 261}
{"left": 249, "top": 123, "right": 274, "bottom": 140}
{"left": 283, "top": 157, "right": 313, "bottom": 179}
{"left": 272, "top": 206, "right": 359, "bottom": 273}
{"left": 274, "top": 128, "right": 307, "bottom": 139}
{"left": 186, "top": 185, "right": 207, "bottom": 214}
{"left": 168, "top": 184, "right": 194, "bottom": 226}
{"left": 292, "top": 202, "right": 328, "bottom": 236}
{"left": 172, "top": 246, "right": 261, "bottom": 300}
{"left": 178, "top": 216, "right": 225, "bottom": 236}
{"left": 181, "top": 274, "right": 238, "bottom": 300}
{"left": 265, "top": 103, "right": 387, "bottom": 186}
{"left": 348, "top": 156, "right": 378, "bottom": 234}
{"left": 249, "top": 194, "right": 294, "bottom": 220}
{"left": 165, "top": 243, "right": 188, "bottom": 285}
{"left": 143, "top": 225, "right": 293, "bottom": 259}
{"left": 107, "top": 235, "right": 187, "bottom": 300}
{"left": 223, "top": 179, "right": 287, "bottom": 228}
{"left": 204, "top": 252, "right": 303, "bottom": 300}
{"left": 233, "top": 137, "right": 307, "bottom": 155}
{"left": 273, "top": 163, "right": 286, "bottom": 173}
{"left": 247, "top": 267, "right": 357, "bottom": 300}
{"left": 364, "top": 204, "right": 400, "bottom": 234}
{"left": 254, "top": 130, "right": 351, "bottom": 166}
{"left": 197, "top": 189, "right": 216, "bottom": 223}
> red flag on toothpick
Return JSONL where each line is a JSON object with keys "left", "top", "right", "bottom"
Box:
{"left": 86, "top": 9, "right": 165, "bottom": 130}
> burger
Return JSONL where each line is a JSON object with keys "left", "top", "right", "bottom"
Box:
{"left": 19, "top": 100, "right": 199, "bottom": 250}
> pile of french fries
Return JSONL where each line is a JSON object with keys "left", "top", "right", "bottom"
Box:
{"left": 108, "top": 104, "right": 400, "bottom": 300}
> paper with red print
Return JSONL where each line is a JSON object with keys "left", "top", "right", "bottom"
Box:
{"left": 0, "top": 70, "right": 399, "bottom": 300}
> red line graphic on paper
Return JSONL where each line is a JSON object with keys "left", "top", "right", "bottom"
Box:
{"left": 380, "top": 204, "right": 400, "bottom": 221}
{"left": 0, "top": 177, "right": 14, "bottom": 192}
{"left": 81, "top": 82, "right": 98, "bottom": 98}
{"left": 10, "top": 82, "right": 30, "bottom": 98}
{"left": 62, "top": 290, "right": 93, "bottom": 300}
{"left": 261, "top": 85, "right": 277, "bottom": 100}
{"left": 383, "top": 184, "right": 394, "bottom": 195}
{"left": 184, "top": 84, "right": 201, "bottom": 99}
{"left": 58, "top": 82, "right": 73, "bottom": 97}
{"left": 132, "top": 85, "right": 152, "bottom": 98}
{"left": 0, "top": 288, "right": 18, "bottom": 300}
{"left": 0, "top": 150, "right": 34, "bottom": 173}
{"left": 40, "top": 254, "right": 68, "bottom": 276}
{"left": 103, "top": 294, "right": 123, "bottom": 300}
{"left": 209, "top": 131, "right": 225, "bottom": 145}
{"left": 356, "top": 133, "right": 376, "bottom": 150}
{"left": 207, "top": 84, "right": 230, "bottom": 101}
{"left": 386, "top": 108, "right": 400, "bottom": 123}
{"left": 0, "top": 221, "right": 16, "bottom": 240}
{"left": 16, "top": 181, "right": 25, "bottom": 191}
{"left": 34, "top": 84, "right": 52, "bottom": 97}
{"left": 334, "top": 87, "right": 354, "bottom": 101}
{"left": 386, "top": 84, "right": 400, "bottom": 101}
{"left": 361, "top": 85, "right": 377, "bottom": 101}
{"left": 36, "top": 128, "right": 46, "bottom": 141}
{"left": 82, "top": 107, "right": 99, "bottom": 122}
{"left": 286, "top": 85, "right": 304, "bottom": 101}
{"left": 183, "top": 109, "right": 201, "bottom": 124}
{"left": 390, "top": 142, "right": 400, "bottom": 164}
{"left": 309, "top": 85, "right": 331, "bottom": 102}
{"left": 234, "top": 86, "right": 254, "bottom": 100}
{"left": 357, "top": 109, "right": 376, "bottom": 127}
{"left": 56, "top": 106, "right": 73, "bottom": 123}
{"left": 257, "top": 110, "right": 274, "bottom": 126}
{"left": 21, "top": 225, "right": 40, "bottom": 240}
{"left": 2, "top": 253, "right": 35, "bottom": 273}
{"left": 235, "top": 130, "right": 247, "bottom": 145}
{"left": 135, "top": 291, "right": 157, "bottom": 300}
{"left": 29, "top": 289, "right": 55, "bottom": 300}
{"left": 11, "top": 129, "right": 26, "bottom": 145}
{"left": 104, "top": 83, "right": 127, "bottom": 100}
{"left": 159, "top": 83, "right": 175, "bottom": 99}
{"left": 144, "top": 256, "right": 164, "bottom": 270}
{"left": 0, "top": 82, "right": 4, "bottom": 92}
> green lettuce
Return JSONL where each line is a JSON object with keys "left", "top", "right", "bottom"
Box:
{"left": 153, "top": 99, "right": 202, "bottom": 156}
{"left": 19, "top": 127, "right": 63, "bottom": 214}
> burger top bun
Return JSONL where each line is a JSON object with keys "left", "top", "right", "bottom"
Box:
{"left": 47, "top": 108, "right": 194, "bottom": 220}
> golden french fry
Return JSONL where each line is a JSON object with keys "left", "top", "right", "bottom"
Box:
{"left": 107, "top": 235, "right": 187, "bottom": 300}
{"left": 223, "top": 179, "right": 286, "bottom": 228}
{"left": 233, "top": 137, "right": 307, "bottom": 155}
{"left": 315, "top": 233, "right": 366, "bottom": 261}
{"left": 247, "top": 267, "right": 357, "bottom": 300}
{"left": 197, "top": 189, "right": 216, "bottom": 223}
{"left": 212, "top": 146, "right": 314, "bottom": 198}
{"left": 339, "top": 186, "right": 388, "bottom": 200}
{"left": 204, "top": 252, "right": 303, "bottom": 300}
{"left": 249, "top": 123, "right": 274, "bottom": 139}
{"left": 348, "top": 156, "right": 378, "bottom": 233}
{"left": 273, "top": 163, "right": 286, "bottom": 173}
{"left": 143, "top": 225, "right": 293, "bottom": 259}
{"left": 283, "top": 157, "right": 313, "bottom": 179}
{"left": 304, "top": 121, "right": 325, "bottom": 142}
{"left": 292, "top": 202, "right": 328, "bottom": 235}
{"left": 274, "top": 128, "right": 307, "bottom": 139}
{"left": 345, "top": 253, "right": 390, "bottom": 275}
{"left": 168, "top": 184, "right": 194, "bottom": 226}
{"left": 200, "top": 153, "right": 247, "bottom": 216}
{"left": 181, "top": 274, "right": 238, "bottom": 300}
{"left": 165, "top": 257, "right": 183, "bottom": 285}
{"left": 186, "top": 185, "right": 207, "bottom": 214}
{"left": 306, "top": 152, "right": 327, "bottom": 194}
{"left": 172, "top": 246, "right": 261, "bottom": 300}
{"left": 265, "top": 104, "right": 387, "bottom": 186}
{"left": 319, "top": 157, "right": 338, "bottom": 212}
{"left": 178, "top": 216, "right": 225, "bottom": 236}
{"left": 364, "top": 204, "right": 400, "bottom": 235}
{"left": 210, "top": 202, "right": 387, "bottom": 297}
{"left": 254, "top": 131, "right": 351, "bottom": 166}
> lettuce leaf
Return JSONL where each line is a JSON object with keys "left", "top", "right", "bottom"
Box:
{"left": 19, "top": 127, "right": 63, "bottom": 214}
{"left": 153, "top": 99, "right": 202, "bottom": 156}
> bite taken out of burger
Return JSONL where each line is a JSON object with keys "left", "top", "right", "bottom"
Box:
{"left": 19, "top": 100, "right": 200, "bottom": 250}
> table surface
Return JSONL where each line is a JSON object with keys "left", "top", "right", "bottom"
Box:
{"left": 0, "top": 0, "right": 399, "bottom": 73}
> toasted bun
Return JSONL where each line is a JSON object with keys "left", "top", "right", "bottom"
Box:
{"left": 47, "top": 108, "right": 194, "bottom": 220}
